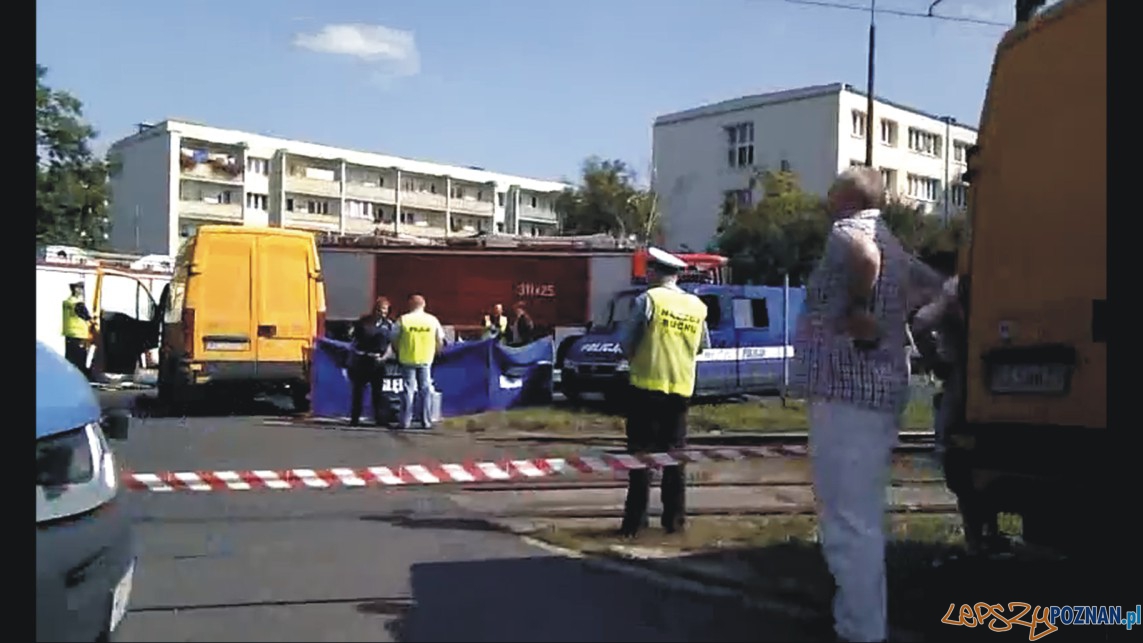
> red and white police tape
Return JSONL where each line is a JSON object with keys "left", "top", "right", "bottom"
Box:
{"left": 122, "top": 445, "right": 809, "bottom": 492}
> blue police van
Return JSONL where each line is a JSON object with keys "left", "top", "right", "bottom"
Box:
{"left": 559, "top": 282, "right": 806, "bottom": 403}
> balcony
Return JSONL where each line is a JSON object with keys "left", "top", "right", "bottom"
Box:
{"left": 284, "top": 211, "right": 339, "bottom": 231}
{"left": 178, "top": 200, "right": 242, "bottom": 222}
{"left": 179, "top": 157, "right": 243, "bottom": 185}
{"left": 345, "top": 183, "right": 397, "bottom": 203}
{"left": 400, "top": 190, "right": 447, "bottom": 211}
{"left": 286, "top": 176, "right": 341, "bottom": 198}
{"left": 450, "top": 198, "right": 495, "bottom": 216}
{"left": 518, "top": 206, "right": 558, "bottom": 223}
{"left": 345, "top": 217, "right": 383, "bottom": 235}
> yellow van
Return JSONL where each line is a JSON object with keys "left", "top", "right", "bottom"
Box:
{"left": 156, "top": 226, "right": 326, "bottom": 411}
{"left": 949, "top": 0, "right": 1114, "bottom": 553}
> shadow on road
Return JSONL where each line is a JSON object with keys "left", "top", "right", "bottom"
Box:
{"left": 380, "top": 555, "right": 828, "bottom": 642}
{"left": 608, "top": 538, "right": 1137, "bottom": 642}
{"left": 126, "top": 392, "right": 296, "bottom": 419}
{"left": 359, "top": 514, "right": 507, "bottom": 533}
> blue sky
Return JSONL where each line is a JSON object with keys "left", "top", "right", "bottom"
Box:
{"left": 36, "top": 0, "right": 1019, "bottom": 185}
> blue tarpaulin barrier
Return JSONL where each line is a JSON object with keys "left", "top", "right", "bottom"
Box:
{"left": 311, "top": 337, "right": 554, "bottom": 420}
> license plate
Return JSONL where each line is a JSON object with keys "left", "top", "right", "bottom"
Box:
{"left": 381, "top": 378, "right": 404, "bottom": 393}
{"left": 110, "top": 562, "right": 134, "bottom": 632}
{"left": 205, "top": 341, "right": 247, "bottom": 351}
{"left": 989, "top": 363, "right": 1070, "bottom": 394}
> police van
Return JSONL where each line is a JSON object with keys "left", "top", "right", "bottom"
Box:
{"left": 560, "top": 282, "right": 805, "bottom": 403}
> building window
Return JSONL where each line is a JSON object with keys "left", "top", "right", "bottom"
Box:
{"left": 497, "top": 192, "right": 506, "bottom": 207}
{"left": 306, "top": 200, "right": 330, "bottom": 215}
{"left": 907, "top": 128, "right": 942, "bottom": 156}
{"left": 451, "top": 185, "right": 465, "bottom": 199}
{"left": 724, "top": 122, "right": 755, "bottom": 168}
{"left": 530, "top": 196, "right": 538, "bottom": 208}
{"left": 953, "top": 141, "right": 970, "bottom": 163}
{"left": 851, "top": 110, "right": 867, "bottom": 138}
{"left": 400, "top": 211, "right": 415, "bottom": 224}
{"left": 723, "top": 189, "right": 752, "bottom": 211}
{"left": 880, "top": 168, "right": 897, "bottom": 194}
{"left": 950, "top": 183, "right": 969, "bottom": 208}
{"left": 907, "top": 174, "right": 941, "bottom": 201}
{"left": 880, "top": 119, "right": 898, "bottom": 146}
{"left": 402, "top": 179, "right": 414, "bottom": 191}
{"left": 346, "top": 200, "right": 375, "bottom": 220}
{"left": 780, "top": 159, "right": 791, "bottom": 172}
{"left": 245, "top": 158, "right": 270, "bottom": 175}
{"left": 477, "top": 190, "right": 484, "bottom": 201}
{"left": 245, "top": 193, "right": 268, "bottom": 210}
{"left": 286, "top": 198, "right": 295, "bottom": 212}
{"left": 850, "top": 159, "right": 864, "bottom": 167}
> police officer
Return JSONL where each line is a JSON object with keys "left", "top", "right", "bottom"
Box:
{"left": 617, "top": 247, "right": 711, "bottom": 537}
{"left": 392, "top": 294, "right": 445, "bottom": 430}
{"left": 348, "top": 297, "right": 396, "bottom": 427}
{"left": 62, "top": 281, "right": 94, "bottom": 377}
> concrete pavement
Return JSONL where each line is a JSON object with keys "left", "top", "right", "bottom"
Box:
{"left": 112, "top": 403, "right": 833, "bottom": 642}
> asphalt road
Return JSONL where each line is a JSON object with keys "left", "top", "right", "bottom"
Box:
{"left": 110, "top": 395, "right": 828, "bottom": 642}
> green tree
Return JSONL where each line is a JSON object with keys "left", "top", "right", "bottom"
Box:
{"left": 712, "top": 170, "right": 830, "bottom": 286}
{"left": 555, "top": 157, "right": 659, "bottom": 241}
{"left": 37, "top": 64, "right": 109, "bottom": 248}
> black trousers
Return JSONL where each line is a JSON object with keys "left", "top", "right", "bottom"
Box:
{"left": 349, "top": 355, "right": 387, "bottom": 425}
{"left": 64, "top": 338, "right": 89, "bottom": 378}
{"left": 621, "top": 386, "right": 690, "bottom": 533}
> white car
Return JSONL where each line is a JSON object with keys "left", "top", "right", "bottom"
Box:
{"left": 35, "top": 341, "right": 135, "bottom": 642}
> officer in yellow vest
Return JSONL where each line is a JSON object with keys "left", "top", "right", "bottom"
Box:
{"left": 617, "top": 247, "right": 710, "bottom": 536}
{"left": 62, "top": 281, "right": 94, "bottom": 377}
{"left": 392, "top": 293, "right": 446, "bottom": 430}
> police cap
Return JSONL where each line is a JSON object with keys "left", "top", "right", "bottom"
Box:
{"left": 646, "top": 246, "right": 688, "bottom": 275}
{"left": 70, "top": 280, "right": 84, "bottom": 289}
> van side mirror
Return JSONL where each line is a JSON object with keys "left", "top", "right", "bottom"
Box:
{"left": 101, "top": 411, "right": 130, "bottom": 441}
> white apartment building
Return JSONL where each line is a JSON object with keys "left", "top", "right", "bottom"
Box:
{"left": 107, "top": 120, "right": 570, "bottom": 256}
{"left": 652, "top": 83, "right": 978, "bottom": 251}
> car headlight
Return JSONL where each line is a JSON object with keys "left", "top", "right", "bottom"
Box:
{"left": 616, "top": 359, "right": 630, "bottom": 371}
{"left": 36, "top": 422, "right": 118, "bottom": 524}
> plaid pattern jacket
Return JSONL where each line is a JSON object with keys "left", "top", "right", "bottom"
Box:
{"left": 792, "top": 210, "right": 943, "bottom": 414}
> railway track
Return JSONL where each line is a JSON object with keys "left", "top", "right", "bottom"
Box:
{"left": 460, "top": 476, "right": 948, "bottom": 493}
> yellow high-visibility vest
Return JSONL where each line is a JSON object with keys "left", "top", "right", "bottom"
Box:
{"left": 629, "top": 287, "right": 708, "bottom": 397}
{"left": 396, "top": 310, "right": 441, "bottom": 366}
{"left": 62, "top": 296, "right": 89, "bottom": 339}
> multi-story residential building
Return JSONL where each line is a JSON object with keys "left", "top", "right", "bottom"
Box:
{"left": 106, "top": 120, "right": 569, "bottom": 255}
{"left": 652, "top": 82, "right": 978, "bottom": 251}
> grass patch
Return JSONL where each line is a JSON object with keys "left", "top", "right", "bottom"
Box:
{"left": 441, "top": 398, "right": 933, "bottom": 436}
{"left": 530, "top": 513, "right": 1022, "bottom": 555}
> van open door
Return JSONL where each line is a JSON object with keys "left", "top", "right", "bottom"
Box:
{"left": 91, "top": 268, "right": 163, "bottom": 377}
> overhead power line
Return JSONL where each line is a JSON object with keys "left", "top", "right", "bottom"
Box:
{"left": 763, "top": 0, "right": 1012, "bottom": 27}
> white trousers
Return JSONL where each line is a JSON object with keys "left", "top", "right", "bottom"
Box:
{"left": 809, "top": 399, "right": 899, "bottom": 643}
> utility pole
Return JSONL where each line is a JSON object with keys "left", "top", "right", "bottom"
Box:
{"left": 864, "top": 0, "right": 876, "bottom": 167}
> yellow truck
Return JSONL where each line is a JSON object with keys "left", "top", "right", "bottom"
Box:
{"left": 950, "top": 0, "right": 1116, "bottom": 553}
{"left": 156, "top": 226, "right": 327, "bottom": 411}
